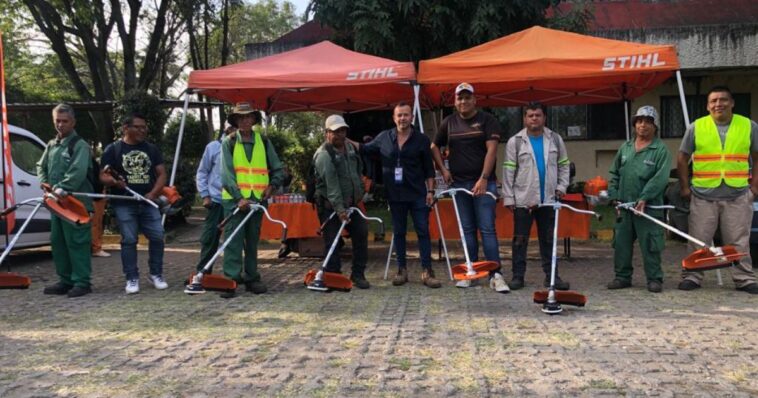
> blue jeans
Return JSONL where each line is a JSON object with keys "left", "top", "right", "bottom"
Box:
{"left": 113, "top": 203, "right": 165, "bottom": 280}
{"left": 390, "top": 198, "right": 432, "bottom": 269}
{"left": 451, "top": 180, "right": 501, "bottom": 270}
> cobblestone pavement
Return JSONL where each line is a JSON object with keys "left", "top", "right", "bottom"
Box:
{"left": 1, "top": 217, "right": 756, "bottom": 397}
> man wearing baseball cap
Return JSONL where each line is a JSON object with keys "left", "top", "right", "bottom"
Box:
{"left": 431, "top": 83, "right": 510, "bottom": 293}
{"left": 311, "top": 114, "right": 371, "bottom": 289}
{"left": 607, "top": 105, "right": 671, "bottom": 292}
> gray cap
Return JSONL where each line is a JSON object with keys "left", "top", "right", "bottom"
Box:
{"left": 325, "top": 114, "right": 349, "bottom": 131}
{"left": 631, "top": 105, "right": 659, "bottom": 129}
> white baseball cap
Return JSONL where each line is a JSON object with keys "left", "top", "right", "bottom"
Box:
{"left": 325, "top": 114, "right": 349, "bottom": 131}
{"left": 455, "top": 82, "right": 475, "bottom": 95}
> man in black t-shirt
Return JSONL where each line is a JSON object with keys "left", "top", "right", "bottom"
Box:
{"left": 100, "top": 113, "right": 168, "bottom": 295}
{"left": 431, "top": 83, "right": 509, "bottom": 293}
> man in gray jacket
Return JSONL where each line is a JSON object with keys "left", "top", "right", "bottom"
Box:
{"left": 502, "top": 102, "right": 571, "bottom": 290}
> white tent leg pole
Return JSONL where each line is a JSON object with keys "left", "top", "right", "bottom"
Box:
{"left": 413, "top": 84, "right": 426, "bottom": 134}
{"left": 433, "top": 203, "right": 453, "bottom": 280}
{"left": 162, "top": 92, "right": 191, "bottom": 226}
{"left": 624, "top": 101, "right": 630, "bottom": 141}
{"left": 676, "top": 70, "right": 691, "bottom": 129}
{"left": 384, "top": 235, "right": 394, "bottom": 280}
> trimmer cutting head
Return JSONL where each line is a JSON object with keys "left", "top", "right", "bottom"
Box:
{"left": 44, "top": 195, "right": 90, "bottom": 225}
{"left": 451, "top": 261, "right": 499, "bottom": 281}
{"left": 533, "top": 290, "right": 587, "bottom": 307}
{"left": 0, "top": 272, "right": 31, "bottom": 289}
{"left": 682, "top": 246, "right": 744, "bottom": 272}
{"left": 304, "top": 269, "right": 352, "bottom": 292}
{"left": 184, "top": 273, "right": 237, "bottom": 294}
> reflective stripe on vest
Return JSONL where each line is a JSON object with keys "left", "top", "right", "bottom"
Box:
{"left": 222, "top": 130, "right": 269, "bottom": 200}
{"left": 692, "top": 114, "right": 751, "bottom": 188}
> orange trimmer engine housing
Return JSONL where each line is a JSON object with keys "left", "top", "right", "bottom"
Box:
{"left": 161, "top": 186, "right": 182, "bottom": 205}
{"left": 583, "top": 176, "right": 609, "bottom": 207}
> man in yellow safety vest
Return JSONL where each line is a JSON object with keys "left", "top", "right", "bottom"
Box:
{"left": 677, "top": 86, "right": 758, "bottom": 294}
{"left": 219, "top": 102, "right": 285, "bottom": 298}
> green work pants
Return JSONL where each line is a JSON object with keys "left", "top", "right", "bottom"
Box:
{"left": 613, "top": 211, "right": 664, "bottom": 283}
{"left": 221, "top": 200, "right": 263, "bottom": 283}
{"left": 196, "top": 202, "right": 224, "bottom": 272}
{"left": 50, "top": 214, "right": 92, "bottom": 287}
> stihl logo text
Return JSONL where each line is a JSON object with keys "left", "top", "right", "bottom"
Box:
{"left": 346, "top": 67, "right": 399, "bottom": 80}
{"left": 602, "top": 53, "right": 666, "bottom": 71}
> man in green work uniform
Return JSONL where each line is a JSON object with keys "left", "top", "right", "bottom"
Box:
{"left": 37, "top": 103, "right": 94, "bottom": 298}
{"left": 220, "top": 102, "right": 284, "bottom": 298}
{"left": 607, "top": 106, "right": 671, "bottom": 293}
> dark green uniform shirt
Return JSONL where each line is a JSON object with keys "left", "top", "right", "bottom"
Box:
{"left": 313, "top": 142, "right": 364, "bottom": 214}
{"left": 36, "top": 131, "right": 94, "bottom": 212}
{"left": 608, "top": 137, "right": 671, "bottom": 216}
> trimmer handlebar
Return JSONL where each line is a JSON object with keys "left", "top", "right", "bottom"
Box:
{"left": 436, "top": 188, "right": 498, "bottom": 201}
{"left": 539, "top": 201, "right": 601, "bottom": 219}
{"left": 216, "top": 204, "right": 288, "bottom": 241}
{"left": 320, "top": 206, "right": 384, "bottom": 235}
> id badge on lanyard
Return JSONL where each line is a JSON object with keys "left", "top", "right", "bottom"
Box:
{"left": 394, "top": 137, "right": 403, "bottom": 184}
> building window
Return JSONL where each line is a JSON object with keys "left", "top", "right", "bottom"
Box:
{"left": 661, "top": 93, "right": 751, "bottom": 138}
{"left": 546, "top": 102, "right": 627, "bottom": 140}
{"left": 491, "top": 107, "right": 523, "bottom": 142}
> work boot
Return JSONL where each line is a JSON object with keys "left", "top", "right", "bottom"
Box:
{"left": 277, "top": 244, "right": 291, "bottom": 259}
{"left": 351, "top": 273, "right": 371, "bottom": 289}
{"left": 647, "top": 280, "right": 663, "bottom": 293}
{"left": 736, "top": 283, "right": 758, "bottom": 294}
{"left": 678, "top": 280, "right": 700, "bottom": 291}
{"left": 607, "top": 279, "right": 632, "bottom": 289}
{"left": 509, "top": 277, "right": 525, "bottom": 291}
{"left": 220, "top": 288, "right": 237, "bottom": 299}
{"left": 421, "top": 269, "right": 441, "bottom": 289}
{"left": 43, "top": 282, "right": 73, "bottom": 295}
{"left": 392, "top": 267, "right": 408, "bottom": 286}
{"left": 245, "top": 281, "right": 268, "bottom": 294}
{"left": 544, "top": 276, "right": 570, "bottom": 291}
{"left": 67, "top": 285, "right": 92, "bottom": 298}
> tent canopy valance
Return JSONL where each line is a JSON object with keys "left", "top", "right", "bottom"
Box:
{"left": 187, "top": 41, "right": 417, "bottom": 113}
{"left": 418, "top": 26, "right": 680, "bottom": 107}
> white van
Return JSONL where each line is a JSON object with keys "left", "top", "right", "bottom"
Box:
{"left": 0, "top": 124, "right": 51, "bottom": 249}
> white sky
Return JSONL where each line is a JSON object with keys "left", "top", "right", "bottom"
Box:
{"left": 286, "top": 0, "right": 310, "bottom": 17}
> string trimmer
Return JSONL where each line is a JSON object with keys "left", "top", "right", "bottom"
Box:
{"left": 184, "top": 203, "right": 287, "bottom": 295}
{"left": 533, "top": 201, "right": 599, "bottom": 315}
{"left": 304, "top": 206, "right": 384, "bottom": 292}
{"left": 616, "top": 202, "right": 744, "bottom": 271}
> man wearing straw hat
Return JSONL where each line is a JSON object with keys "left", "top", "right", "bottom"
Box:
{"left": 677, "top": 86, "right": 758, "bottom": 294}
{"left": 606, "top": 106, "right": 671, "bottom": 293}
{"left": 219, "top": 102, "right": 285, "bottom": 298}
{"left": 37, "top": 103, "right": 93, "bottom": 298}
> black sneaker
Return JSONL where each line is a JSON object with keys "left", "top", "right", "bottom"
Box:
{"left": 647, "top": 280, "right": 663, "bottom": 293}
{"left": 43, "top": 282, "right": 73, "bottom": 295}
{"left": 351, "top": 273, "right": 371, "bottom": 289}
{"left": 678, "top": 280, "right": 701, "bottom": 291}
{"left": 509, "top": 278, "right": 525, "bottom": 290}
{"left": 736, "top": 283, "right": 758, "bottom": 294}
{"left": 277, "top": 245, "right": 291, "bottom": 259}
{"left": 244, "top": 281, "right": 268, "bottom": 294}
{"left": 607, "top": 279, "right": 632, "bottom": 289}
{"left": 67, "top": 285, "right": 92, "bottom": 298}
{"left": 544, "top": 276, "right": 570, "bottom": 291}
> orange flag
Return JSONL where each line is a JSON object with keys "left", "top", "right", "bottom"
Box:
{"left": 0, "top": 31, "right": 15, "bottom": 234}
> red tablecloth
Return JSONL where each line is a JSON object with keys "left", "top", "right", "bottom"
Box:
{"left": 260, "top": 203, "right": 321, "bottom": 240}
{"left": 429, "top": 193, "right": 591, "bottom": 240}
{"left": 259, "top": 202, "right": 368, "bottom": 240}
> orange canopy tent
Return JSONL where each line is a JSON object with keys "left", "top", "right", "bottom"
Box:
{"left": 186, "top": 41, "right": 416, "bottom": 113}
{"left": 418, "top": 26, "right": 682, "bottom": 108}
{"left": 165, "top": 42, "right": 419, "bottom": 222}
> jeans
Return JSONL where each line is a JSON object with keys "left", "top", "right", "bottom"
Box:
{"left": 451, "top": 180, "right": 501, "bottom": 271}
{"left": 113, "top": 202, "right": 165, "bottom": 280}
{"left": 512, "top": 206, "right": 554, "bottom": 279}
{"left": 390, "top": 198, "right": 432, "bottom": 269}
{"left": 317, "top": 206, "right": 368, "bottom": 275}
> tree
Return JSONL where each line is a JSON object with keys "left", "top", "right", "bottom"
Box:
{"left": 311, "top": 0, "right": 588, "bottom": 62}
{"left": 18, "top": 0, "right": 190, "bottom": 144}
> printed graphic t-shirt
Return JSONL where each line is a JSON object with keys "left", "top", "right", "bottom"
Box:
{"left": 101, "top": 140, "right": 164, "bottom": 198}
{"left": 433, "top": 111, "right": 502, "bottom": 182}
